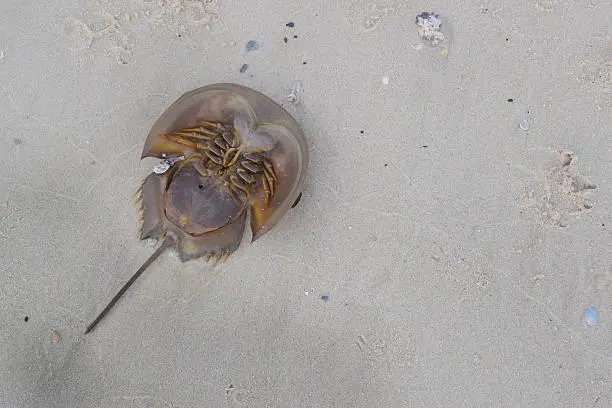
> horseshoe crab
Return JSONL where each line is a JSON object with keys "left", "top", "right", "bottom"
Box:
{"left": 86, "top": 83, "right": 308, "bottom": 333}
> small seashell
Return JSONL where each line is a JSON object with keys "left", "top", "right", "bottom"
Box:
{"left": 584, "top": 306, "right": 599, "bottom": 326}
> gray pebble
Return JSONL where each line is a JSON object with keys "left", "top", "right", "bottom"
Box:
{"left": 246, "top": 40, "right": 259, "bottom": 51}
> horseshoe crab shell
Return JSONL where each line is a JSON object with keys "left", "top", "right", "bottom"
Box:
{"left": 139, "top": 83, "right": 309, "bottom": 261}
{"left": 85, "top": 83, "right": 308, "bottom": 334}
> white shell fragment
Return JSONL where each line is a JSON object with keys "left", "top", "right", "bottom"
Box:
{"left": 520, "top": 119, "right": 530, "bottom": 131}
{"left": 286, "top": 80, "right": 303, "bottom": 104}
{"left": 153, "top": 155, "right": 184, "bottom": 174}
{"left": 153, "top": 161, "right": 171, "bottom": 174}
{"left": 416, "top": 12, "right": 445, "bottom": 47}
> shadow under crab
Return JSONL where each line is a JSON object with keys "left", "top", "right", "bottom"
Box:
{"left": 86, "top": 83, "right": 308, "bottom": 334}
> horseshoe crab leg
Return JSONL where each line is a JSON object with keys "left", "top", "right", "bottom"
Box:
{"left": 85, "top": 236, "right": 175, "bottom": 334}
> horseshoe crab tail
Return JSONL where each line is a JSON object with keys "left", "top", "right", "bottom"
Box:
{"left": 85, "top": 236, "right": 175, "bottom": 334}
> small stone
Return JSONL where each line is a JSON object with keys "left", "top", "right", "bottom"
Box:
{"left": 286, "top": 22, "right": 295, "bottom": 27}
{"left": 51, "top": 329, "right": 61, "bottom": 345}
{"left": 246, "top": 40, "right": 259, "bottom": 51}
{"left": 239, "top": 63, "right": 249, "bottom": 73}
{"left": 559, "top": 151, "right": 573, "bottom": 167}
{"left": 321, "top": 295, "right": 329, "bottom": 302}
{"left": 381, "top": 76, "right": 389, "bottom": 85}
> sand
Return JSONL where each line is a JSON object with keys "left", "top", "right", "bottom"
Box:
{"left": 1, "top": 0, "right": 610, "bottom": 407}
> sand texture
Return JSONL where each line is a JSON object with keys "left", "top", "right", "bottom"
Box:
{"left": 1, "top": 1, "right": 611, "bottom": 407}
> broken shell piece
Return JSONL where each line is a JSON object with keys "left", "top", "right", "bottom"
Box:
{"left": 286, "top": 80, "right": 303, "bottom": 104}
{"left": 153, "top": 155, "right": 185, "bottom": 174}
{"left": 416, "top": 12, "right": 445, "bottom": 47}
{"left": 51, "top": 329, "right": 61, "bottom": 344}
{"left": 153, "top": 161, "right": 171, "bottom": 174}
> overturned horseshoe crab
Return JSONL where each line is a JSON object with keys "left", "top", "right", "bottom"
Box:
{"left": 86, "top": 83, "right": 308, "bottom": 333}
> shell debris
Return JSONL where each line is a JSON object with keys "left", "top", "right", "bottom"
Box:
{"left": 51, "top": 329, "right": 61, "bottom": 345}
{"left": 416, "top": 12, "right": 445, "bottom": 47}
